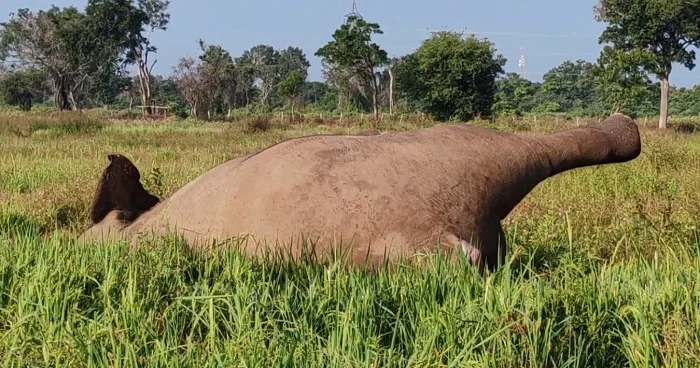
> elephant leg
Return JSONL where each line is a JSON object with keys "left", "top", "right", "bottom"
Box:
{"left": 478, "top": 221, "right": 507, "bottom": 272}
{"left": 442, "top": 221, "right": 507, "bottom": 274}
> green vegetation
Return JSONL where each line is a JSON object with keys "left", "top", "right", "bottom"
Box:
{"left": 1, "top": 112, "right": 700, "bottom": 365}
{"left": 2, "top": 0, "right": 700, "bottom": 127}
{"left": 315, "top": 15, "right": 388, "bottom": 120}
{"left": 394, "top": 31, "right": 506, "bottom": 121}
{"left": 593, "top": 0, "right": 700, "bottom": 128}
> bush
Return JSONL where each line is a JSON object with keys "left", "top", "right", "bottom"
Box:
{"left": 245, "top": 116, "right": 271, "bottom": 133}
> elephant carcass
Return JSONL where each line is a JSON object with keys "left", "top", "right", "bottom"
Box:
{"left": 79, "top": 113, "right": 641, "bottom": 272}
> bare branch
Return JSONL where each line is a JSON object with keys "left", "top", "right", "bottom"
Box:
{"left": 148, "top": 59, "right": 157, "bottom": 75}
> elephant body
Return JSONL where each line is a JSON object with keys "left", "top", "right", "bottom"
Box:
{"left": 79, "top": 114, "right": 641, "bottom": 271}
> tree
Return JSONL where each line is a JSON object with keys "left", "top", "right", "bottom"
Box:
{"left": 0, "top": 67, "right": 48, "bottom": 110}
{"left": 239, "top": 45, "right": 279, "bottom": 107}
{"left": 392, "top": 53, "right": 422, "bottom": 112}
{"left": 172, "top": 40, "right": 240, "bottom": 120}
{"left": 303, "top": 81, "right": 338, "bottom": 111}
{"left": 233, "top": 55, "right": 256, "bottom": 107}
{"left": 120, "top": 0, "right": 170, "bottom": 115}
{"left": 394, "top": 31, "right": 506, "bottom": 121}
{"left": 594, "top": 0, "right": 700, "bottom": 128}
{"left": 172, "top": 56, "right": 209, "bottom": 119}
{"left": 533, "top": 60, "right": 596, "bottom": 115}
{"left": 0, "top": 2, "right": 160, "bottom": 111}
{"left": 493, "top": 73, "right": 539, "bottom": 116}
{"left": 0, "top": 7, "right": 93, "bottom": 110}
{"left": 316, "top": 15, "right": 388, "bottom": 120}
{"left": 198, "top": 39, "right": 236, "bottom": 117}
{"left": 274, "top": 46, "right": 310, "bottom": 109}
{"left": 670, "top": 84, "right": 700, "bottom": 115}
{"left": 591, "top": 46, "right": 657, "bottom": 115}
{"left": 150, "top": 75, "right": 186, "bottom": 110}
{"left": 88, "top": 0, "right": 169, "bottom": 114}
{"left": 234, "top": 45, "right": 309, "bottom": 110}
{"left": 319, "top": 59, "right": 353, "bottom": 111}
{"left": 277, "top": 46, "right": 310, "bottom": 79}
{"left": 278, "top": 69, "right": 306, "bottom": 116}
{"left": 387, "top": 58, "right": 397, "bottom": 114}
{"left": 82, "top": 68, "right": 132, "bottom": 107}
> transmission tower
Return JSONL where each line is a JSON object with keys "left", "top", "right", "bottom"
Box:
{"left": 518, "top": 46, "right": 526, "bottom": 76}
{"left": 344, "top": 0, "right": 362, "bottom": 21}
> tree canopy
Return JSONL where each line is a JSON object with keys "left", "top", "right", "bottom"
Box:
{"left": 594, "top": 0, "right": 700, "bottom": 128}
{"left": 316, "top": 15, "right": 388, "bottom": 120}
{"left": 0, "top": 1, "right": 164, "bottom": 111}
{"left": 278, "top": 69, "right": 307, "bottom": 116}
{"left": 1, "top": 1, "right": 700, "bottom": 126}
{"left": 394, "top": 31, "right": 505, "bottom": 121}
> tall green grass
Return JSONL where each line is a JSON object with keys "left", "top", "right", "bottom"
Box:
{"left": 1, "top": 230, "right": 698, "bottom": 366}
{"left": 1, "top": 111, "right": 700, "bottom": 366}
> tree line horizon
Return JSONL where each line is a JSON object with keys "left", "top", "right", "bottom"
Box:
{"left": 1, "top": 0, "right": 699, "bottom": 129}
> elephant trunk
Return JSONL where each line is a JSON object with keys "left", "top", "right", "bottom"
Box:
{"left": 537, "top": 113, "right": 641, "bottom": 177}
{"left": 490, "top": 113, "right": 641, "bottom": 220}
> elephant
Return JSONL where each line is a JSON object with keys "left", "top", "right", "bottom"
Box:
{"left": 78, "top": 113, "right": 641, "bottom": 273}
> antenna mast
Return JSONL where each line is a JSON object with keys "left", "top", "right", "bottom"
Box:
{"left": 344, "top": 0, "right": 362, "bottom": 21}
{"left": 518, "top": 45, "right": 526, "bottom": 76}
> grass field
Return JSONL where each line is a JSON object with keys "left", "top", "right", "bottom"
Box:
{"left": 1, "top": 111, "right": 700, "bottom": 367}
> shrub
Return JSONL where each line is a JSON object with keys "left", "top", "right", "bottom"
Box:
{"left": 245, "top": 116, "right": 271, "bottom": 133}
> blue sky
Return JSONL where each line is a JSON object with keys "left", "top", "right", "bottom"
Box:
{"left": 3, "top": 0, "right": 700, "bottom": 87}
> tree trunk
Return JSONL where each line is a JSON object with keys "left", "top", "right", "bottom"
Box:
{"left": 371, "top": 75, "right": 379, "bottom": 121}
{"left": 53, "top": 75, "right": 70, "bottom": 111}
{"left": 659, "top": 75, "right": 669, "bottom": 129}
{"left": 291, "top": 99, "right": 295, "bottom": 120}
{"left": 260, "top": 83, "right": 271, "bottom": 107}
{"left": 68, "top": 90, "right": 78, "bottom": 111}
{"left": 388, "top": 64, "right": 395, "bottom": 115}
{"left": 133, "top": 44, "right": 153, "bottom": 116}
{"left": 137, "top": 60, "right": 153, "bottom": 116}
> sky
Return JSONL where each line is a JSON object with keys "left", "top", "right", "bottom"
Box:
{"left": 2, "top": 0, "right": 700, "bottom": 88}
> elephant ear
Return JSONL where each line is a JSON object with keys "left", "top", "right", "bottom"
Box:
{"left": 88, "top": 154, "right": 160, "bottom": 224}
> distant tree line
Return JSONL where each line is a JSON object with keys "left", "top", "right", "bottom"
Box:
{"left": 1, "top": 0, "right": 699, "bottom": 128}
